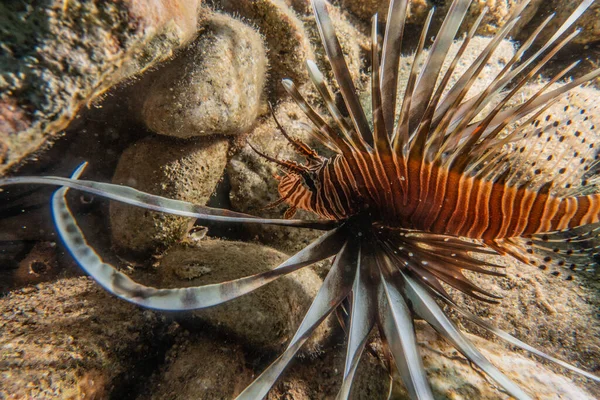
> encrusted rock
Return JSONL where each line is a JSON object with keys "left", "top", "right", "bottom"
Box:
{"left": 0, "top": 0, "right": 201, "bottom": 175}
{"left": 301, "top": 0, "right": 367, "bottom": 94}
{"left": 12, "top": 241, "right": 59, "bottom": 286}
{"left": 394, "top": 36, "right": 516, "bottom": 109}
{"left": 219, "top": 0, "right": 367, "bottom": 98}
{"left": 141, "top": 13, "right": 267, "bottom": 138}
{"left": 110, "top": 136, "right": 229, "bottom": 254}
{"left": 267, "top": 337, "right": 391, "bottom": 399}
{"left": 0, "top": 277, "right": 165, "bottom": 399}
{"left": 140, "top": 334, "right": 254, "bottom": 400}
{"left": 452, "top": 247, "right": 600, "bottom": 398}
{"left": 157, "top": 240, "right": 333, "bottom": 353}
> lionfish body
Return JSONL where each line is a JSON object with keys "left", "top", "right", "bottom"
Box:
{"left": 279, "top": 151, "right": 600, "bottom": 239}
{"left": 2, "top": 0, "right": 600, "bottom": 399}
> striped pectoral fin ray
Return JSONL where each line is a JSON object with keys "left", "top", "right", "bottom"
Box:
{"left": 337, "top": 244, "right": 376, "bottom": 400}
{"left": 236, "top": 239, "right": 359, "bottom": 400}
{"left": 435, "top": 293, "right": 600, "bottom": 382}
{"left": 51, "top": 166, "right": 346, "bottom": 311}
{"left": 399, "top": 269, "right": 533, "bottom": 400}
{"left": 0, "top": 169, "right": 336, "bottom": 230}
{"left": 311, "top": 0, "right": 373, "bottom": 147}
{"left": 376, "top": 253, "right": 434, "bottom": 400}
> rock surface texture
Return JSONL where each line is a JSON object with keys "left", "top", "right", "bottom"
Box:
{"left": 141, "top": 13, "right": 268, "bottom": 138}
{"left": 0, "top": 278, "right": 166, "bottom": 399}
{"left": 155, "top": 240, "right": 332, "bottom": 352}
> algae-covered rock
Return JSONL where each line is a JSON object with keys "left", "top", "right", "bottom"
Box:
{"left": 157, "top": 240, "right": 333, "bottom": 353}
{"left": 140, "top": 334, "right": 254, "bottom": 400}
{"left": 110, "top": 136, "right": 229, "bottom": 254}
{"left": 0, "top": 0, "right": 202, "bottom": 175}
{"left": 141, "top": 13, "right": 267, "bottom": 138}
{"left": 0, "top": 277, "right": 165, "bottom": 399}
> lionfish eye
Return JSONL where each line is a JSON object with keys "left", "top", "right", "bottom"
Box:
{"left": 301, "top": 172, "right": 317, "bottom": 192}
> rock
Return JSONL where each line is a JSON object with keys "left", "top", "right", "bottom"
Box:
{"left": 227, "top": 101, "right": 326, "bottom": 254}
{"left": 156, "top": 240, "right": 333, "bottom": 353}
{"left": 141, "top": 13, "right": 267, "bottom": 138}
{"left": 394, "top": 36, "right": 516, "bottom": 110}
{"left": 0, "top": 277, "right": 166, "bottom": 399}
{"left": 389, "top": 322, "right": 597, "bottom": 400}
{"left": 300, "top": 0, "right": 368, "bottom": 94}
{"left": 110, "top": 136, "right": 229, "bottom": 254}
{"left": 219, "top": 0, "right": 367, "bottom": 99}
{"left": 0, "top": 0, "right": 201, "bottom": 175}
{"left": 139, "top": 334, "right": 254, "bottom": 400}
{"left": 337, "top": 0, "right": 542, "bottom": 36}
{"left": 218, "top": 0, "right": 316, "bottom": 95}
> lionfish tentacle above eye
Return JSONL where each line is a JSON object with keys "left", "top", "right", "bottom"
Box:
{"left": 268, "top": 102, "right": 323, "bottom": 165}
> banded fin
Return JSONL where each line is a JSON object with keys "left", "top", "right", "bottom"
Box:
{"left": 377, "top": 253, "right": 435, "bottom": 400}
{"left": 378, "top": 228, "right": 504, "bottom": 303}
{"left": 398, "top": 267, "right": 532, "bottom": 400}
{"left": 488, "top": 221, "right": 600, "bottom": 273}
{"left": 337, "top": 244, "right": 376, "bottom": 400}
{"left": 236, "top": 239, "right": 358, "bottom": 400}
{"left": 49, "top": 165, "right": 344, "bottom": 311}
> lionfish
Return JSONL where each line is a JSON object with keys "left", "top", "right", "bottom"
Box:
{"left": 2, "top": 0, "right": 600, "bottom": 398}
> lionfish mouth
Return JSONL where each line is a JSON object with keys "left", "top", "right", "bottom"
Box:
{"left": 1, "top": 0, "right": 599, "bottom": 399}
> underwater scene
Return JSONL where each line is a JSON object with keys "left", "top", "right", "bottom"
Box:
{"left": 1, "top": 0, "right": 599, "bottom": 399}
